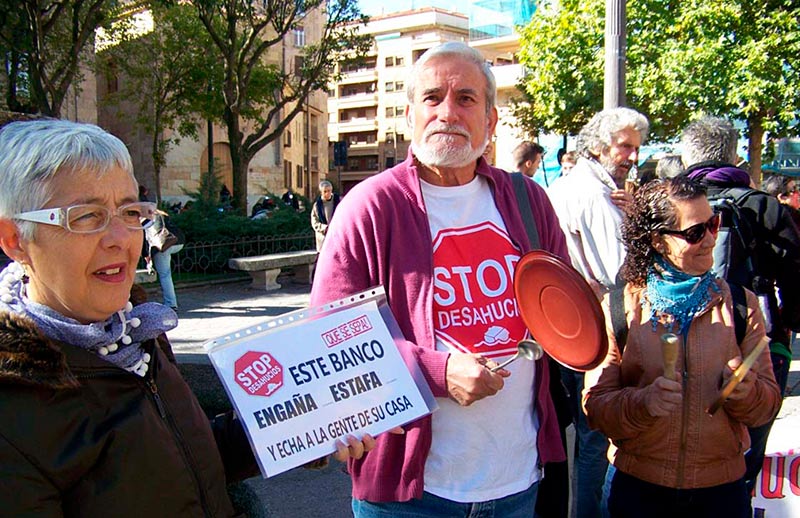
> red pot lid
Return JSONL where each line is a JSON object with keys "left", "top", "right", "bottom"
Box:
{"left": 514, "top": 250, "right": 608, "bottom": 371}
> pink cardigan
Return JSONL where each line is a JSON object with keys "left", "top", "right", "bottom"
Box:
{"left": 310, "top": 152, "right": 569, "bottom": 502}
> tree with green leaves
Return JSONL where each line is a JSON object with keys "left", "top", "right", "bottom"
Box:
{"left": 0, "top": 0, "right": 120, "bottom": 116}
{"left": 100, "top": 3, "right": 216, "bottom": 201}
{"left": 516, "top": 0, "right": 800, "bottom": 181}
{"left": 180, "top": 0, "right": 371, "bottom": 212}
{"left": 514, "top": 0, "right": 605, "bottom": 139}
{"left": 654, "top": 0, "right": 800, "bottom": 177}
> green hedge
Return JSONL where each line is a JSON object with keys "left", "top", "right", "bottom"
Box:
{"left": 168, "top": 195, "right": 313, "bottom": 244}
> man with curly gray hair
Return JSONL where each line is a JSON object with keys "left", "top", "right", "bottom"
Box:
{"left": 547, "top": 106, "right": 649, "bottom": 518}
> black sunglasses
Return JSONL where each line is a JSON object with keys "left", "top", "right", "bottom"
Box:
{"left": 660, "top": 213, "right": 720, "bottom": 244}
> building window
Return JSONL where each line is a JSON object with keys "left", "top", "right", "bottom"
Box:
{"left": 284, "top": 130, "right": 292, "bottom": 147}
{"left": 385, "top": 56, "right": 404, "bottom": 67}
{"left": 284, "top": 160, "right": 292, "bottom": 188}
{"left": 294, "top": 56, "right": 304, "bottom": 77}
{"left": 310, "top": 114, "right": 319, "bottom": 141}
{"left": 294, "top": 27, "right": 305, "bottom": 47}
{"left": 384, "top": 106, "right": 403, "bottom": 118}
{"left": 295, "top": 165, "right": 304, "bottom": 188}
{"left": 384, "top": 81, "right": 403, "bottom": 92}
{"left": 106, "top": 70, "right": 118, "bottom": 94}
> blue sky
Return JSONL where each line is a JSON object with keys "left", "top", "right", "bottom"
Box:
{"left": 358, "top": 0, "right": 467, "bottom": 17}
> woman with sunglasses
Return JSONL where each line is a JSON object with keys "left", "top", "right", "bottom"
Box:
{"left": 583, "top": 177, "right": 779, "bottom": 518}
{"left": 0, "top": 119, "right": 264, "bottom": 516}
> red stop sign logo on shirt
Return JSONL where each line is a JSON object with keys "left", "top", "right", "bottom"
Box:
{"left": 432, "top": 221, "right": 528, "bottom": 359}
{"left": 234, "top": 351, "right": 284, "bottom": 397}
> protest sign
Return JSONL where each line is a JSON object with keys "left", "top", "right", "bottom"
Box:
{"left": 205, "top": 287, "right": 437, "bottom": 477}
{"left": 752, "top": 451, "right": 800, "bottom": 517}
{"left": 751, "top": 410, "right": 800, "bottom": 518}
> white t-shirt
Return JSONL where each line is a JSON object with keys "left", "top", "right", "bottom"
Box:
{"left": 420, "top": 175, "right": 539, "bottom": 503}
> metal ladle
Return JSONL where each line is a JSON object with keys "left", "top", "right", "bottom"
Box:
{"left": 490, "top": 339, "right": 543, "bottom": 372}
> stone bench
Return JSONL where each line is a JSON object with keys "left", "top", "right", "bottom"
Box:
{"left": 228, "top": 250, "right": 318, "bottom": 291}
{"left": 135, "top": 268, "right": 157, "bottom": 284}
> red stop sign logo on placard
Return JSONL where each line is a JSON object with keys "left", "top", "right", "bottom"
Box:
{"left": 234, "top": 351, "right": 283, "bottom": 397}
{"left": 432, "top": 221, "right": 527, "bottom": 359}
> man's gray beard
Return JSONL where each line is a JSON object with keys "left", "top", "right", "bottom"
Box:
{"left": 412, "top": 136, "right": 487, "bottom": 169}
{"left": 599, "top": 154, "right": 631, "bottom": 188}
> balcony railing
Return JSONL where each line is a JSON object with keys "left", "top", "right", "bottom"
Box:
{"left": 339, "top": 68, "right": 378, "bottom": 85}
{"left": 490, "top": 63, "right": 523, "bottom": 89}
{"left": 335, "top": 93, "right": 379, "bottom": 109}
{"left": 337, "top": 118, "right": 379, "bottom": 132}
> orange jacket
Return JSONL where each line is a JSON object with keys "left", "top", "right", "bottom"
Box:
{"left": 584, "top": 279, "right": 780, "bottom": 489}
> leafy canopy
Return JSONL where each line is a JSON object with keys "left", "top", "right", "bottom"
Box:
{"left": 516, "top": 0, "right": 800, "bottom": 158}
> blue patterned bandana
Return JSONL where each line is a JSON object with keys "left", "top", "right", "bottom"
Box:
{"left": 0, "top": 261, "right": 177, "bottom": 376}
{"left": 645, "top": 255, "right": 719, "bottom": 335}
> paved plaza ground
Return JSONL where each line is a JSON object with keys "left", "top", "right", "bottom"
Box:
{"left": 161, "top": 278, "right": 800, "bottom": 518}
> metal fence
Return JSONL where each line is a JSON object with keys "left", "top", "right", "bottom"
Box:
{"left": 169, "top": 231, "right": 315, "bottom": 281}
{"left": 0, "top": 232, "right": 315, "bottom": 281}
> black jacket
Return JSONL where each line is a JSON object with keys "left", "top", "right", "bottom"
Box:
{"left": 0, "top": 289, "right": 256, "bottom": 517}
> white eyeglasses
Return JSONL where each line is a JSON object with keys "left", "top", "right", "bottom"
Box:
{"left": 14, "top": 202, "right": 157, "bottom": 234}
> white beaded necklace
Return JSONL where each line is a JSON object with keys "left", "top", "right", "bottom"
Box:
{"left": 98, "top": 301, "right": 151, "bottom": 377}
{"left": 0, "top": 262, "right": 156, "bottom": 377}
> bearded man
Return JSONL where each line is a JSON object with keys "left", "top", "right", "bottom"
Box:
{"left": 546, "top": 107, "right": 650, "bottom": 518}
{"left": 310, "top": 42, "right": 569, "bottom": 517}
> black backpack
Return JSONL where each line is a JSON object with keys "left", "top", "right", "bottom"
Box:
{"left": 707, "top": 187, "right": 769, "bottom": 295}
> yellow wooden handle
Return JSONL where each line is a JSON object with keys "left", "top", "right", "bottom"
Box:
{"left": 707, "top": 336, "right": 770, "bottom": 415}
{"left": 661, "top": 333, "right": 679, "bottom": 381}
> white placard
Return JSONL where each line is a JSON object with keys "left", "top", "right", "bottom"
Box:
{"left": 752, "top": 451, "right": 800, "bottom": 517}
{"left": 751, "top": 410, "right": 800, "bottom": 517}
{"left": 204, "top": 287, "right": 437, "bottom": 477}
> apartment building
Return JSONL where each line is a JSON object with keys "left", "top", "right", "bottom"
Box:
{"left": 472, "top": 32, "right": 526, "bottom": 173}
{"left": 327, "top": 8, "right": 470, "bottom": 193}
{"left": 327, "top": 3, "right": 534, "bottom": 191}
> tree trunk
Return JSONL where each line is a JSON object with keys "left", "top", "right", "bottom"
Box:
{"left": 747, "top": 113, "right": 764, "bottom": 187}
{"left": 225, "top": 106, "right": 249, "bottom": 213}
{"left": 152, "top": 133, "right": 163, "bottom": 203}
{"left": 152, "top": 108, "right": 163, "bottom": 202}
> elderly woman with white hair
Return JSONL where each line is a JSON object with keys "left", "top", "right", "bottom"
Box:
{"left": 0, "top": 119, "right": 262, "bottom": 516}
